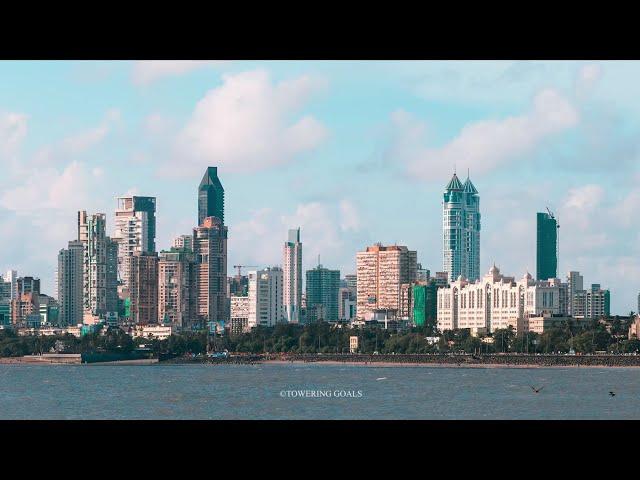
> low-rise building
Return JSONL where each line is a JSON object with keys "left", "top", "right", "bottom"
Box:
{"left": 437, "top": 265, "right": 568, "bottom": 335}
{"left": 130, "top": 324, "right": 174, "bottom": 340}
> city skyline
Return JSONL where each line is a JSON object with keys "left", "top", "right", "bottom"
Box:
{"left": 1, "top": 61, "right": 639, "bottom": 314}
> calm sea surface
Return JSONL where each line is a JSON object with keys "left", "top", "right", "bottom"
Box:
{"left": 0, "top": 363, "right": 638, "bottom": 419}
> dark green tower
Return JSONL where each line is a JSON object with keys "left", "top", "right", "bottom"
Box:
{"left": 198, "top": 167, "right": 224, "bottom": 226}
{"left": 536, "top": 211, "right": 558, "bottom": 280}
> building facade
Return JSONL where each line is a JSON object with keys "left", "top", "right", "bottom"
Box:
{"left": 282, "top": 228, "right": 302, "bottom": 324}
{"left": 536, "top": 211, "right": 558, "bottom": 281}
{"left": 442, "top": 173, "right": 480, "bottom": 282}
{"left": 198, "top": 167, "right": 224, "bottom": 226}
{"left": 78, "top": 211, "right": 117, "bottom": 318}
{"left": 306, "top": 265, "right": 340, "bottom": 322}
{"left": 193, "top": 216, "right": 228, "bottom": 328}
{"left": 247, "top": 267, "right": 283, "bottom": 328}
{"left": 437, "top": 265, "right": 568, "bottom": 335}
{"left": 356, "top": 244, "right": 417, "bottom": 320}
{"left": 113, "top": 196, "right": 156, "bottom": 286}
{"left": 127, "top": 252, "right": 159, "bottom": 325}
{"left": 57, "top": 240, "right": 84, "bottom": 326}
{"left": 158, "top": 248, "right": 196, "bottom": 329}
{"left": 173, "top": 234, "right": 193, "bottom": 252}
{"left": 230, "top": 295, "right": 250, "bottom": 334}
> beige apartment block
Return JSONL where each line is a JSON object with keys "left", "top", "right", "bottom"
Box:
{"left": 356, "top": 244, "right": 417, "bottom": 320}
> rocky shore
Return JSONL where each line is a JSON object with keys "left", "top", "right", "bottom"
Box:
{"left": 158, "top": 353, "right": 640, "bottom": 368}
{"left": 260, "top": 353, "right": 640, "bottom": 367}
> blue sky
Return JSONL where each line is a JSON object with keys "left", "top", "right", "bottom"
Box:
{"left": 1, "top": 60, "right": 639, "bottom": 314}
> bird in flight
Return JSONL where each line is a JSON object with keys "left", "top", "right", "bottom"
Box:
{"left": 530, "top": 386, "right": 544, "bottom": 393}
{"left": 609, "top": 391, "right": 616, "bottom": 397}
{"left": 376, "top": 377, "right": 387, "bottom": 381}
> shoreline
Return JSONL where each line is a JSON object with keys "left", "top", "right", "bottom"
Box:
{"left": 258, "top": 359, "right": 640, "bottom": 369}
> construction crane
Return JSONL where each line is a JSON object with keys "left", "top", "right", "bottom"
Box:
{"left": 233, "top": 265, "right": 258, "bottom": 277}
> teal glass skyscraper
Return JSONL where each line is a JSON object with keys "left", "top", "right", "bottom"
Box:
{"left": 536, "top": 211, "right": 558, "bottom": 280}
{"left": 306, "top": 265, "right": 340, "bottom": 322}
{"left": 198, "top": 167, "right": 225, "bottom": 226}
{"left": 442, "top": 172, "right": 480, "bottom": 282}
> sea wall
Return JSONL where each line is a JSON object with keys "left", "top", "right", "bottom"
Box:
{"left": 264, "top": 353, "right": 640, "bottom": 367}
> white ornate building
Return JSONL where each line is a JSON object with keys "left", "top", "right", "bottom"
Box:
{"left": 437, "top": 265, "right": 568, "bottom": 335}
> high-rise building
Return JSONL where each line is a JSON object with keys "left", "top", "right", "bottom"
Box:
{"left": 198, "top": 167, "right": 224, "bottom": 226}
{"left": 283, "top": 228, "right": 302, "bottom": 323}
{"left": 416, "top": 263, "right": 430, "bottom": 282}
{"left": 113, "top": 196, "right": 157, "bottom": 284}
{"left": 80, "top": 212, "right": 106, "bottom": 316}
{"left": 128, "top": 252, "right": 159, "bottom": 325}
{"left": 17, "top": 276, "right": 40, "bottom": 297}
{"left": 345, "top": 274, "right": 357, "bottom": 290}
{"left": 4, "top": 270, "right": 18, "bottom": 300}
{"left": 442, "top": 172, "right": 480, "bottom": 282}
{"left": 306, "top": 265, "right": 340, "bottom": 323}
{"left": 57, "top": 240, "right": 84, "bottom": 326}
{"left": 400, "top": 281, "right": 438, "bottom": 327}
{"left": 158, "top": 248, "right": 196, "bottom": 329}
{"left": 173, "top": 234, "right": 193, "bottom": 252}
{"left": 11, "top": 292, "right": 39, "bottom": 326}
{"left": 193, "top": 216, "right": 228, "bottom": 328}
{"left": 567, "top": 271, "right": 583, "bottom": 316}
{"left": 247, "top": 267, "right": 283, "bottom": 328}
{"left": 537, "top": 211, "right": 558, "bottom": 281}
{"left": 356, "top": 244, "right": 417, "bottom": 320}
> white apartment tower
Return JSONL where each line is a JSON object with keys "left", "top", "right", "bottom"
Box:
{"left": 248, "top": 267, "right": 284, "bottom": 328}
{"left": 4, "top": 270, "right": 18, "bottom": 300}
{"left": 283, "top": 228, "right": 302, "bottom": 323}
{"left": 442, "top": 172, "right": 480, "bottom": 283}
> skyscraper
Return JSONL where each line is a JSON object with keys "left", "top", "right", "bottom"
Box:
{"left": 114, "top": 196, "right": 157, "bottom": 284}
{"left": 128, "top": 252, "right": 159, "bottom": 325}
{"left": 57, "top": 240, "right": 84, "bottom": 326}
{"left": 193, "top": 216, "right": 228, "bottom": 328}
{"left": 78, "top": 211, "right": 118, "bottom": 319}
{"left": 356, "top": 244, "right": 417, "bottom": 320}
{"left": 537, "top": 211, "right": 558, "bottom": 281}
{"left": 198, "top": 167, "right": 224, "bottom": 226}
{"left": 442, "top": 172, "right": 480, "bottom": 282}
{"left": 306, "top": 265, "right": 340, "bottom": 322}
{"left": 283, "top": 228, "right": 302, "bottom": 323}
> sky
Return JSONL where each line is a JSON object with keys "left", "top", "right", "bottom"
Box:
{"left": 1, "top": 60, "right": 639, "bottom": 315}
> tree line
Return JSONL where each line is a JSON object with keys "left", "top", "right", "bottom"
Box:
{"left": 1, "top": 317, "right": 638, "bottom": 358}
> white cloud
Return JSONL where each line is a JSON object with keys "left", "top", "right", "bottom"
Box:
{"left": 563, "top": 184, "right": 604, "bottom": 212}
{"left": 339, "top": 199, "right": 361, "bottom": 232}
{"left": 576, "top": 63, "right": 602, "bottom": 97}
{"left": 132, "top": 60, "right": 228, "bottom": 85}
{"left": 399, "top": 88, "right": 579, "bottom": 180}
{"left": 231, "top": 200, "right": 364, "bottom": 275}
{"left": 167, "top": 69, "right": 328, "bottom": 176}
{"left": 0, "top": 161, "right": 99, "bottom": 212}
{"left": 0, "top": 111, "right": 28, "bottom": 158}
